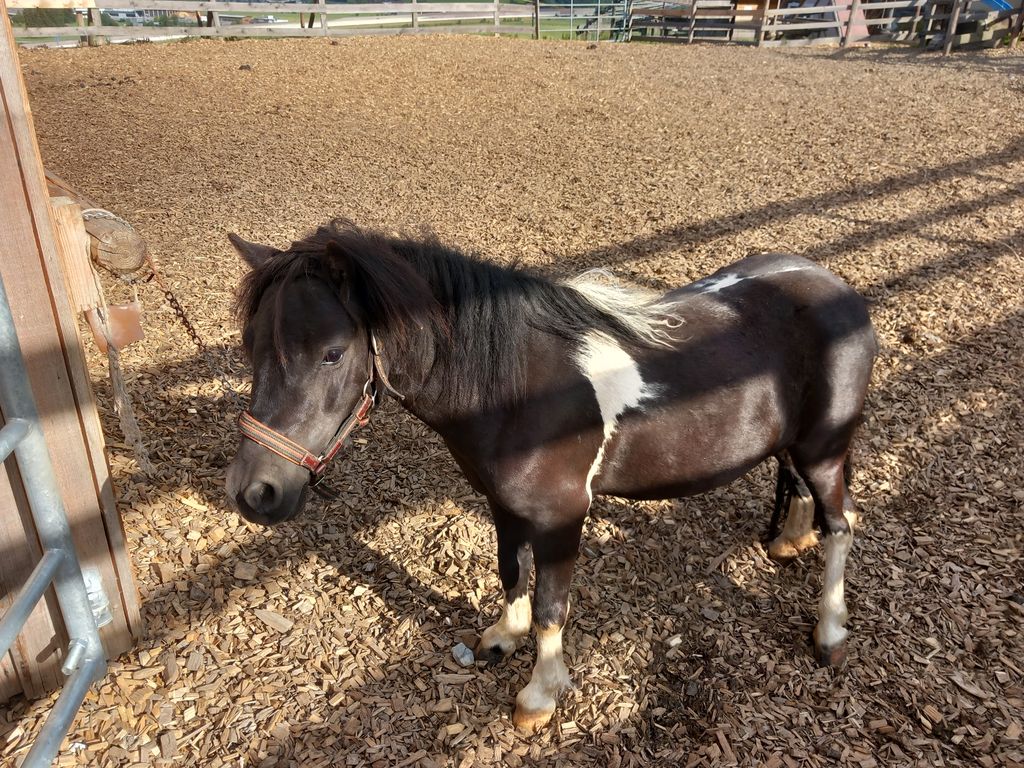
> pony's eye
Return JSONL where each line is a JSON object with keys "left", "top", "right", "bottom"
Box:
{"left": 321, "top": 347, "right": 344, "bottom": 366}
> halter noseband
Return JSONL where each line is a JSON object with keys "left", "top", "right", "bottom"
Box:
{"left": 237, "top": 334, "right": 402, "bottom": 498}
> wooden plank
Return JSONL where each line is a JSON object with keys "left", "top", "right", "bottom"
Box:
{"left": 858, "top": 0, "right": 924, "bottom": 10}
{"left": 765, "top": 18, "right": 842, "bottom": 29}
{"left": 764, "top": 4, "right": 846, "bottom": 17}
{"left": 44, "top": 203, "right": 143, "bottom": 653}
{"left": 8, "top": 0, "right": 507, "bottom": 12}
{"left": 944, "top": 0, "right": 966, "bottom": 52}
{"left": 0, "top": 0, "right": 139, "bottom": 695}
{"left": 0, "top": 7, "right": 70, "bottom": 702}
{"left": 48, "top": 198, "right": 100, "bottom": 314}
{"left": 843, "top": 0, "right": 862, "bottom": 43}
{"left": 759, "top": 30, "right": 839, "bottom": 41}
{"left": 1008, "top": 0, "right": 1023, "bottom": 45}
{"left": 18, "top": 22, "right": 531, "bottom": 37}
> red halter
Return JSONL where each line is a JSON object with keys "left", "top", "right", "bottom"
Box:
{"left": 237, "top": 337, "right": 401, "bottom": 496}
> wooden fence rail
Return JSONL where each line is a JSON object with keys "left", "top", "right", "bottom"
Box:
{"left": 7, "top": 0, "right": 608, "bottom": 41}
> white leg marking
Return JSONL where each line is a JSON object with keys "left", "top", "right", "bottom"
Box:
{"left": 479, "top": 593, "right": 531, "bottom": 655}
{"left": 575, "top": 332, "right": 657, "bottom": 501}
{"left": 515, "top": 625, "right": 571, "bottom": 723}
{"left": 816, "top": 529, "right": 853, "bottom": 649}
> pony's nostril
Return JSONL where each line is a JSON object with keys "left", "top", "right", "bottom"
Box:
{"left": 243, "top": 481, "right": 278, "bottom": 513}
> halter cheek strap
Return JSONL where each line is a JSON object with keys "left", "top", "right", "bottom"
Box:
{"left": 237, "top": 391, "right": 373, "bottom": 476}
{"left": 237, "top": 336, "right": 402, "bottom": 496}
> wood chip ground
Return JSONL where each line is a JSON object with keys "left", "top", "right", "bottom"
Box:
{"left": 3, "top": 37, "right": 1024, "bottom": 767}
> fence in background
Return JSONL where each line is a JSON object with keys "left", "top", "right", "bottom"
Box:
{"left": 626, "top": 0, "right": 1023, "bottom": 50}
{"left": 7, "top": 0, "right": 629, "bottom": 43}
{"left": 9, "top": 0, "right": 1019, "bottom": 47}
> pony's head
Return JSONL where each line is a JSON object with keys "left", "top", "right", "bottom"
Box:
{"left": 224, "top": 222, "right": 437, "bottom": 524}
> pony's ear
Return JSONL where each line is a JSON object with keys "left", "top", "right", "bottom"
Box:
{"left": 323, "top": 240, "right": 355, "bottom": 286}
{"left": 228, "top": 233, "right": 277, "bottom": 269}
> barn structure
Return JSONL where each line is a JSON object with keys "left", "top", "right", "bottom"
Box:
{"left": 0, "top": 8, "right": 141, "bottom": 766}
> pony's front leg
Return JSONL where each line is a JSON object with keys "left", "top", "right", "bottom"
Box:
{"left": 478, "top": 506, "right": 533, "bottom": 663}
{"left": 512, "top": 517, "right": 584, "bottom": 733}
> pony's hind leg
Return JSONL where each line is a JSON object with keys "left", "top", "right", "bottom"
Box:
{"left": 767, "top": 454, "right": 819, "bottom": 564}
{"left": 792, "top": 452, "right": 857, "bottom": 667}
{"left": 478, "top": 506, "right": 533, "bottom": 664}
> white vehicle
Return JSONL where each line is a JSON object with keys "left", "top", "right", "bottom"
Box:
{"left": 103, "top": 9, "right": 147, "bottom": 24}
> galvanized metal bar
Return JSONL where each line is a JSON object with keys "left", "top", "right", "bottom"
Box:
{"left": 0, "top": 417, "right": 30, "bottom": 462}
{"left": 0, "top": 272, "right": 107, "bottom": 768}
{"left": 0, "top": 549, "right": 64, "bottom": 658}
{"left": 21, "top": 654, "right": 106, "bottom": 768}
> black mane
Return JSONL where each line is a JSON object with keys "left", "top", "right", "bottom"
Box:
{"left": 236, "top": 219, "right": 652, "bottom": 409}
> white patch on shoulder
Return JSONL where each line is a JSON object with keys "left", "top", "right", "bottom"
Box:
{"left": 575, "top": 331, "right": 657, "bottom": 502}
{"left": 697, "top": 264, "right": 808, "bottom": 294}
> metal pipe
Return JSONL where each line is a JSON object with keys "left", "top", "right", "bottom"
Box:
{"left": 0, "top": 276, "right": 106, "bottom": 666}
{"left": 21, "top": 654, "right": 105, "bottom": 768}
{"left": 0, "top": 549, "right": 63, "bottom": 658}
{"left": 61, "top": 637, "right": 88, "bottom": 677}
{"left": 0, "top": 417, "right": 30, "bottom": 463}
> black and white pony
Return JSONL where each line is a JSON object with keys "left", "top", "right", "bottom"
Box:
{"left": 225, "top": 220, "right": 877, "bottom": 731}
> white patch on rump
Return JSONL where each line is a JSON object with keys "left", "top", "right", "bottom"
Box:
{"left": 575, "top": 331, "right": 658, "bottom": 501}
{"left": 698, "top": 264, "right": 808, "bottom": 294}
{"left": 699, "top": 272, "right": 745, "bottom": 293}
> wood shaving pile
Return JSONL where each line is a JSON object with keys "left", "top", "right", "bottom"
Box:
{"left": 3, "top": 36, "right": 1023, "bottom": 767}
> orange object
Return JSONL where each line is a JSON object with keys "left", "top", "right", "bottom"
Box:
{"left": 85, "top": 302, "right": 145, "bottom": 354}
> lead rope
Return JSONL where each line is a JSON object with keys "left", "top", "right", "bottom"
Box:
{"left": 88, "top": 267, "right": 156, "bottom": 475}
{"left": 83, "top": 209, "right": 245, "bottom": 475}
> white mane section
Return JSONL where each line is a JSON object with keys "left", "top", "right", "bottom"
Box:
{"left": 566, "top": 269, "right": 683, "bottom": 348}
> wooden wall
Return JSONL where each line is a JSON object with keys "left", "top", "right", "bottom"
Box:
{"left": 0, "top": 0, "right": 141, "bottom": 703}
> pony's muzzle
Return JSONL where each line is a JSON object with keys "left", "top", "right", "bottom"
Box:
{"left": 226, "top": 453, "right": 308, "bottom": 525}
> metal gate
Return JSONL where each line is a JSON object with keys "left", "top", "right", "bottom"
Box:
{"left": 0, "top": 272, "right": 108, "bottom": 768}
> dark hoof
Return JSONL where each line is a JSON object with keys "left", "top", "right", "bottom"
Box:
{"left": 476, "top": 642, "right": 511, "bottom": 666}
{"left": 814, "top": 642, "right": 848, "bottom": 668}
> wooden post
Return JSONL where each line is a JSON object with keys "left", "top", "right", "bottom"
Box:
{"left": 944, "top": 0, "right": 965, "bottom": 53}
{"left": 535, "top": 0, "right": 541, "bottom": 37}
{"left": 86, "top": 6, "right": 104, "bottom": 46}
{"left": 319, "top": 0, "right": 328, "bottom": 35}
{"left": 756, "top": 0, "right": 771, "bottom": 44}
{"left": 75, "top": 9, "right": 86, "bottom": 46}
{"left": 412, "top": 0, "right": 419, "bottom": 29}
{"left": 1009, "top": 0, "right": 1024, "bottom": 47}
{"left": 908, "top": 0, "right": 924, "bottom": 43}
{"left": 843, "top": 0, "right": 862, "bottom": 45}
{"left": 0, "top": 2, "right": 141, "bottom": 703}
{"left": 494, "top": 0, "right": 501, "bottom": 34}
